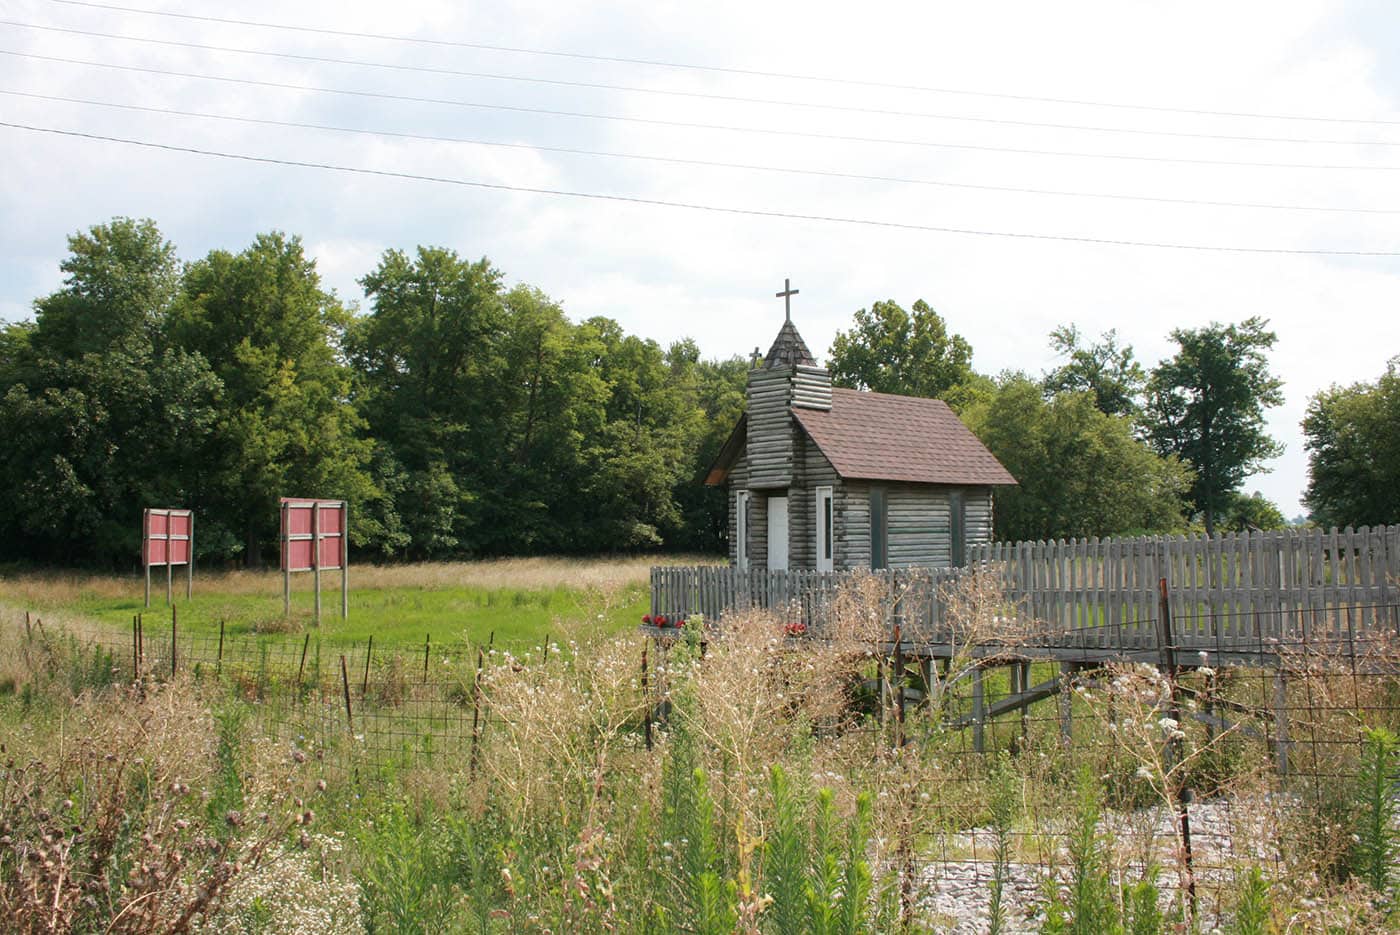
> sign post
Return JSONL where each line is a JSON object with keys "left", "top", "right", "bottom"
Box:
{"left": 279, "top": 498, "right": 348, "bottom": 622}
{"left": 142, "top": 508, "right": 193, "bottom": 608}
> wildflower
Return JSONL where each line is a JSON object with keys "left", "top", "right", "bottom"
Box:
{"left": 1135, "top": 766, "right": 1153, "bottom": 781}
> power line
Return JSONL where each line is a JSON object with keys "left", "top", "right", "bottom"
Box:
{"left": 5, "top": 18, "right": 1398, "bottom": 148}
{"left": 6, "top": 88, "right": 1395, "bottom": 216}
{"left": 3, "top": 119, "right": 1397, "bottom": 257}
{"left": 41, "top": 0, "right": 1400, "bottom": 128}
{"left": 9, "top": 49, "right": 1400, "bottom": 172}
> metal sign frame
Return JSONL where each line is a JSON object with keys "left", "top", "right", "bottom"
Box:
{"left": 142, "top": 508, "right": 193, "bottom": 607}
{"left": 279, "top": 498, "right": 348, "bottom": 621}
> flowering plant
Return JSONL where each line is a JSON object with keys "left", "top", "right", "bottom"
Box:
{"left": 642, "top": 614, "right": 653, "bottom": 625}
{"left": 784, "top": 622, "right": 807, "bottom": 637}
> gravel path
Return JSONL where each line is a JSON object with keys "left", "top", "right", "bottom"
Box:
{"left": 916, "top": 797, "right": 1289, "bottom": 932}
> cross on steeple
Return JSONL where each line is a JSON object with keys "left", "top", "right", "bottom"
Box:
{"left": 775, "top": 278, "right": 799, "bottom": 323}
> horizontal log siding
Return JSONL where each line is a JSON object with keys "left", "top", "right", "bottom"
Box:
{"left": 750, "top": 490, "right": 769, "bottom": 572}
{"left": 727, "top": 454, "right": 749, "bottom": 566}
{"left": 841, "top": 482, "right": 873, "bottom": 570}
{"left": 887, "top": 484, "right": 952, "bottom": 568}
{"left": 745, "top": 368, "right": 793, "bottom": 489}
{"left": 966, "top": 487, "right": 994, "bottom": 550}
{"left": 791, "top": 365, "right": 832, "bottom": 410}
{"left": 784, "top": 431, "right": 841, "bottom": 570}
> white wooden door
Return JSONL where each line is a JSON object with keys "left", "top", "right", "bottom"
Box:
{"left": 767, "top": 496, "right": 789, "bottom": 571}
{"left": 815, "top": 486, "right": 834, "bottom": 572}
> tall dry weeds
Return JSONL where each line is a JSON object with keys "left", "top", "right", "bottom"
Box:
{"left": 0, "top": 678, "right": 323, "bottom": 934}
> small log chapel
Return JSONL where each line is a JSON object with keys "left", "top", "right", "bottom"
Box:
{"left": 705, "top": 281, "right": 1016, "bottom": 572}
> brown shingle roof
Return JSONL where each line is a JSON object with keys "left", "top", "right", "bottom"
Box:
{"left": 792, "top": 387, "right": 1017, "bottom": 486}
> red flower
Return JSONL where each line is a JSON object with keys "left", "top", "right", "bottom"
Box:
{"left": 784, "top": 622, "right": 808, "bottom": 636}
{"left": 656, "top": 614, "right": 668, "bottom": 627}
{"left": 642, "top": 614, "right": 653, "bottom": 624}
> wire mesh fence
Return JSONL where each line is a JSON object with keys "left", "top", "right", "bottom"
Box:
{"left": 7, "top": 584, "right": 1400, "bottom": 930}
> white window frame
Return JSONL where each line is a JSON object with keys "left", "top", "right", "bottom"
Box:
{"left": 815, "top": 486, "right": 834, "bottom": 572}
{"left": 735, "top": 491, "right": 749, "bottom": 570}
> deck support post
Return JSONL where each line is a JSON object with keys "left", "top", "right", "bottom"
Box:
{"left": 1016, "top": 661, "right": 1031, "bottom": 744}
{"left": 1058, "top": 662, "right": 1075, "bottom": 745}
{"left": 971, "top": 665, "right": 986, "bottom": 754}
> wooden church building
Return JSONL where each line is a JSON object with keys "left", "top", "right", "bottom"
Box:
{"left": 706, "top": 289, "right": 1016, "bottom": 572}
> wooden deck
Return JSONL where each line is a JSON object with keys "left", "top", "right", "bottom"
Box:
{"left": 649, "top": 525, "right": 1400, "bottom": 666}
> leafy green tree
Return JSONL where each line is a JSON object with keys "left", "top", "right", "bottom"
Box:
{"left": 30, "top": 217, "right": 180, "bottom": 359}
{"left": 828, "top": 299, "right": 975, "bottom": 402}
{"left": 350, "top": 246, "right": 509, "bottom": 557}
{"left": 1144, "top": 318, "right": 1284, "bottom": 536}
{"left": 672, "top": 354, "right": 749, "bottom": 552}
{"left": 1220, "top": 491, "right": 1288, "bottom": 532}
{"left": 0, "top": 218, "right": 220, "bottom": 564}
{"left": 576, "top": 320, "right": 706, "bottom": 551}
{"left": 175, "top": 232, "right": 375, "bottom": 564}
{"left": 476, "top": 287, "right": 611, "bottom": 553}
{"left": 1043, "top": 325, "right": 1145, "bottom": 419}
{"left": 1303, "top": 361, "right": 1400, "bottom": 528}
{"left": 964, "top": 376, "right": 1191, "bottom": 541}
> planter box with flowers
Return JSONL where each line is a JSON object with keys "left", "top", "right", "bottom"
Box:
{"left": 641, "top": 613, "right": 687, "bottom": 631}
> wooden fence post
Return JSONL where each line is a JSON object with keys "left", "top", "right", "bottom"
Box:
{"left": 423, "top": 634, "right": 431, "bottom": 684}
{"left": 216, "top": 619, "right": 225, "bottom": 676}
{"left": 170, "top": 605, "right": 177, "bottom": 678}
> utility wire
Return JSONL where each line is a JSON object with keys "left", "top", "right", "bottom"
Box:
{"left": 6, "top": 88, "right": 1396, "bottom": 216}
{"left": 4, "top": 18, "right": 1397, "bottom": 148}
{"left": 41, "top": 0, "right": 1400, "bottom": 128}
{"left": 9, "top": 49, "right": 1400, "bottom": 171}
{"left": 3, "top": 119, "right": 1397, "bottom": 257}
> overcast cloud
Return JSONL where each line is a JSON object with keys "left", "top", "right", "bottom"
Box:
{"left": 2, "top": 0, "right": 1398, "bottom": 518}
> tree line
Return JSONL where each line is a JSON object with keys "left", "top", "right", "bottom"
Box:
{"left": 0, "top": 218, "right": 1392, "bottom": 567}
{"left": 827, "top": 298, "right": 1395, "bottom": 542}
{"left": 0, "top": 219, "right": 744, "bottom": 566}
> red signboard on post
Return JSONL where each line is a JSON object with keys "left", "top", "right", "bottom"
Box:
{"left": 142, "top": 508, "right": 193, "bottom": 607}
{"left": 279, "top": 498, "right": 348, "bottom": 621}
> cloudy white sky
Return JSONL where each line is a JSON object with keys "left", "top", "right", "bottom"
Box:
{"left": 2, "top": 0, "right": 1398, "bottom": 518}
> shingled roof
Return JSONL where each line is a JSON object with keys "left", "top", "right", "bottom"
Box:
{"left": 762, "top": 320, "right": 817, "bottom": 368}
{"left": 792, "top": 388, "right": 1016, "bottom": 486}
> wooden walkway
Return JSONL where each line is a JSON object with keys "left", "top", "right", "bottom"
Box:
{"left": 649, "top": 525, "right": 1400, "bottom": 667}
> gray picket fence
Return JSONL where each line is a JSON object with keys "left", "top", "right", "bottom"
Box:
{"left": 650, "top": 525, "right": 1400, "bottom": 657}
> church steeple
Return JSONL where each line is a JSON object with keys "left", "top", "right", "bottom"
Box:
{"left": 761, "top": 278, "right": 817, "bottom": 369}
{"left": 763, "top": 320, "right": 817, "bottom": 369}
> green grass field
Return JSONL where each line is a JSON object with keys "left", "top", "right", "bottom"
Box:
{"left": 0, "top": 555, "right": 684, "bottom": 650}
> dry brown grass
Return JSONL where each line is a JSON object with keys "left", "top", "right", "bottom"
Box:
{"left": 0, "top": 676, "right": 323, "bottom": 934}
{"left": 0, "top": 554, "right": 715, "bottom": 606}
